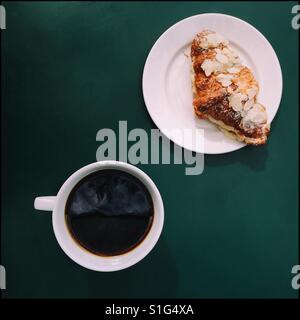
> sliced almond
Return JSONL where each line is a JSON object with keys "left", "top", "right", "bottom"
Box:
{"left": 244, "top": 99, "right": 255, "bottom": 111}
{"left": 216, "top": 74, "right": 233, "bottom": 87}
{"left": 243, "top": 103, "right": 267, "bottom": 126}
{"left": 228, "top": 93, "right": 247, "bottom": 112}
{"left": 227, "top": 67, "right": 240, "bottom": 74}
{"left": 247, "top": 87, "right": 258, "bottom": 100}
{"left": 216, "top": 53, "right": 228, "bottom": 64}
{"left": 206, "top": 33, "right": 228, "bottom": 47}
{"left": 201, "top": 59, "right": 215, "bottom": 76}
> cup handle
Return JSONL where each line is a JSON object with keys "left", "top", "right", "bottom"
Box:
{"left": 34, "top": 196, "right": 57, "bottom": 211}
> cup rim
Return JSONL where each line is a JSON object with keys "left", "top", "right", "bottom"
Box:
{"left": 52, "top": 161, "right": 164, "bottom": 272}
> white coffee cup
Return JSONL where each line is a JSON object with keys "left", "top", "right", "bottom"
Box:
{"left": 34, "top": 161, "right": 164, "bottom": 272}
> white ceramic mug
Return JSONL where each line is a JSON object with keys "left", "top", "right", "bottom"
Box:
{"left": 34, "top": 161, "right": 164, "bottom": 272}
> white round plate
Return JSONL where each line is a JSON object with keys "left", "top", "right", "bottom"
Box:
{"left": 142, "top": 13, "right": 282, "bottom": 154}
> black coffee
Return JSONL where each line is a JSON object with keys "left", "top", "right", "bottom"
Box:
{"left": 65, "top": 169, "right": 154, "bottom": 256}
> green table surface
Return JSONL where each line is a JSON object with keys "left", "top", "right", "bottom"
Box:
{"left": 1, "top": 1, "right": 299, "bottom": 299}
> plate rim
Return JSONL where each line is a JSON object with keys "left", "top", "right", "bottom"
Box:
{"left": 142, "top": 13, "right": 283, "bottom": 155}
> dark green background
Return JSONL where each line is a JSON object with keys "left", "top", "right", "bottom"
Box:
{"left": 1, "top": 1, "right": 298, "bottom": 298}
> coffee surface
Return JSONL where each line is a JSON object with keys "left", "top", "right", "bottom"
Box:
{"left": 65, "top": 169, "right": 154, "bottom": 256}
